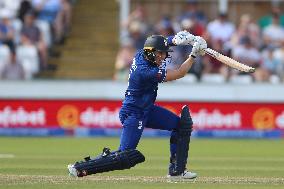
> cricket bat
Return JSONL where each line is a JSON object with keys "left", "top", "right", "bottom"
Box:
{"left": 204, "top": 48, "right": 255, "bottom": 73}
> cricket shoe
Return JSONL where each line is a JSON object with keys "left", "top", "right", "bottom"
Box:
{"left": 68, "top": 164, "right": 78, "bottom": 177}
{"left": 167, "top": 170, "right": 197, "bottom": 180}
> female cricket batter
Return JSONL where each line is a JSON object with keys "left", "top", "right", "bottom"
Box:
{"left": 68, "top": 31, "right": 207, "bottom": 179}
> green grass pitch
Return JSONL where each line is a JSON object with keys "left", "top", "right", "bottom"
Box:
{"left": 0, "top": 137, "right": 284, "bottom": 189}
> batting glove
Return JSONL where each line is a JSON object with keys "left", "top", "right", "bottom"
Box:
{"left": 172, "top": 30, "right": 196, "bottom": 46}
{"left": 190, "top": 36, "right": 207, "bottom": 58}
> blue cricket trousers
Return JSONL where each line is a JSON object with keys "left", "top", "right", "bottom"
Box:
{"left": 118, "top": 105, "right": 180, "bottom": 157}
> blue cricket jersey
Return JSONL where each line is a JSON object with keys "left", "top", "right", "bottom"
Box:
{"left": 121, "top": 36, "right": 175, "bottom": 114}
{"left": 121, "top": 50, "right": 167, "bottom": 114}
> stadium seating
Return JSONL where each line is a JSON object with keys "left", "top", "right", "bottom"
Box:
{"left": 269, "top": 75, "right": 281, "bottom": 84}
{"left": 201, "top": 73, "right": 226, "bottom": 84}
{"left": 175, "top": 74, "right": 198, "bottom": 83}
{"left": 229, "top": 75, "right": 253, "bottom": 84}
{"left": 50, "top": 0, "right": 119, "bottom": 79}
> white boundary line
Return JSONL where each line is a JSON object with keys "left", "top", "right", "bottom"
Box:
{"left": 0, "top": 154, "right": 15, "bottom": 158}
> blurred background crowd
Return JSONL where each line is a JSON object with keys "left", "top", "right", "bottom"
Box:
{"left": 0, "top": 0, "right": 284, "bottom": 84}
{"left": 0, "top": 0, "right": 74, "bottom": 80}
{"left": 114, "top": 0, "right": 284, "bottom": 84}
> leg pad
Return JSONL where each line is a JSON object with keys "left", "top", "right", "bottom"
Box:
{"left": 74, "top": 149, "right": 145, "bottom": 177}
{"left": 172, "top": 105, "right": 193, "bottom": 175}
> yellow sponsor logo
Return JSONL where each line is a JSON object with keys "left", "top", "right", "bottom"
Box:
{"left": 252, "top": 108, "right": 275, "bottom": 130}
{"left": 57, "top": 105, "right": 79, "bottom": 129}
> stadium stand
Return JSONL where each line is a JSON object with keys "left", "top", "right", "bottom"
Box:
{"left": 229, "top": 75, "right": 253, "bottom": 84}
{"left": 46, "top": 0, "right": 119, "bottom": 79}
{"left": 201, "top": 73, "right": 226, "bottom": 84}
{"left": 0, "top": 0, "right": 75, "bottom": 80}
{"left": 0, "top": 1, "right": 283, "bottom": 82}
{"left": 174, "top": 73, "right": 198, "bottom": 84}
{"left": 114, "top": 0, "right": 284, "bottom": 84}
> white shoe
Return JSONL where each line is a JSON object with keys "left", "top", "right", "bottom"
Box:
{"left": 167, "top": 170, "right": 197, "bottom": 179}
{"left": 68, "top": 164, "right": 78, "bottom": 177}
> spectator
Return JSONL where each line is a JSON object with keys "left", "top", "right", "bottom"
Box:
{"left": 180, "top": 17, "right": 205, "bottom": 37}
{"left": 58, "top": 0, "right": 73, "bottom": 38}
{"left": 21, "top": 11, "right": 48, "bottom": 70}
{"left": 0, "top": 49, "right": 25, "bottom": 80}
{"left": 231, "top": 14, "right": 261, "bottom": 49}
{"left": 114, "top": 38, "right": 136, "bottom": 81}
{"left": 155, "top": 16, "right": 175, "bottom": 37}
{"left": 206, "top": 12, "right": 235, "bottom": 44}
{"left": 232, "top": 36, "right": 261, "bottom": 80}
{"left": 262, "top": 12, "right": 284, "bottom": 48}
{"left": 257, "top": 45, "right": 282, "bottom": 82}
{"left": 258, "top": 7, "right": 284, "bottom": 29}
{"left": 31, "top": 0, "right": 63, "bottom": 43}
{"left": 18, "top": 0, "right": 33, "bottom": 22}
{"left": 232, "top": 36, "right": 261, "bottom": 67}
{"left": 128, "top": 20, "right": 148, "bottom": 50}
{"left": 122, "top": 4, "right": 150, "bottom": 50}
{"left": 0, "top": 10, "right": 15, "bottom": 51}
{"left": 177, "top": 0, "right": 206, "bottom": 26}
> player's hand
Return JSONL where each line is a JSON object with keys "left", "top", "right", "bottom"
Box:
{"left": 190, "top": 36, "right": 207, "bottom": 58}
{"left": 173, "top": 30, "right": 195, "bottom": 46}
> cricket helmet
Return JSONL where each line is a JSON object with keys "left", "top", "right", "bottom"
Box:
{"left": 143, "top": 35, "right": 172, "bottom": 64}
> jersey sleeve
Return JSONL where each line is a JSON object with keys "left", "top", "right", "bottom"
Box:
{"left": 166, "top": 36, "right": 176, "bottom": 46}
{"left": 143, "top": 67, "right": 167, "bottom": 83}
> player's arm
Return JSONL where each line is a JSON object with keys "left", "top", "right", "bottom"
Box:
{"left": 165, "top": 56, "right": 195, "bottom": 81}
{"left": 165, "top": 37, "right": 207, "bottom": 82}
